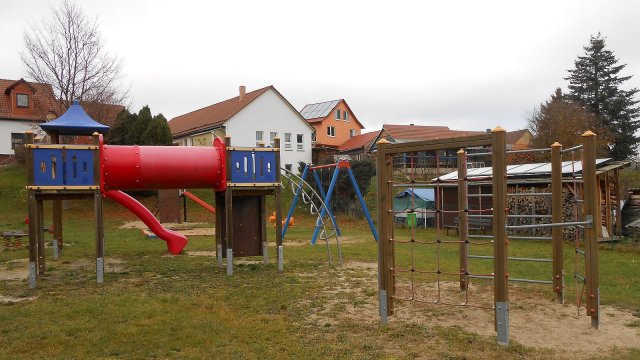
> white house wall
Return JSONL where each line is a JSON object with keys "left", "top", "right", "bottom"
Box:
{"left": 0, "top": 120, "right": 42, "bottom": 155}
{"left": 224, "top": 88, "right": 313, "bottom": 170}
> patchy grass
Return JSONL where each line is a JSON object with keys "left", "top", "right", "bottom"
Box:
{"left": 1, "top": 164, "right": 639, "bottom": 359}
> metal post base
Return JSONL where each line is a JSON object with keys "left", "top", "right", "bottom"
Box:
{"left": 217, "top": 244, "right": 223, "bottom": 267}
{"left": 263, "top": 242, "right": 268, "bottom": 265}
{"left": 226, "top": 249, "right": 233, "bottom": 276}
{"left": 379, "top": 290, "right": 388, "bottom": 325}
{"left": 496, "top": 301, "right": 509, "bottom": 346}
{"left": 29, "top": 262, "right": 37, "bottom": 289}
{"left": 52, "top": 239, "right": 59, "bottom": 260}
{"left": 591, "top": 288, "right": 600, "bottom": 329}
{"left": 277, "top": 245, "right": 283, "bottom": 272}
{"left": 96, "top": 257, "right": 104, "bottom": 283}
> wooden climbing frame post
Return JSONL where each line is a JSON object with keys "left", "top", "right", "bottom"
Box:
{"left": 491, "top": 127, "right": 509, "bottom": 346}
{"left": 582, "top": 131, "right": 599, "bottom": 329}
{"left": 376, "top": 139, "right": 394, "bottom": 322}
{"left": 457, "top": 149, "right": 468, "bottom": 291}
{"left": 551, "top": 142, "right": 564, "bottom": 303}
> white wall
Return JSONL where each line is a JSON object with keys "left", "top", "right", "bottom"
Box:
{"left": 225, "top": 88, "right": 314, "bottom": 171}
{"left": 0, "top": 120, "right": 42, "bottom": 155}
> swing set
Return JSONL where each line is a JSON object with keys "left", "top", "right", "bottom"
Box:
{"left": 282, "top": 160, "right": 378, "bottom": 245}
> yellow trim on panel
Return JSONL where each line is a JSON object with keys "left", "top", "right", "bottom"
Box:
{"left": 27, "top": 144, "right": 99, "bottom": 150}
{"left": 26, "top": 185, "right": 100, "bottom": 190}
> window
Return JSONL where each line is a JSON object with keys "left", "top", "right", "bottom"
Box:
{"left": 296, "top": 134, "right": 304, "bottom": 150}
{"left": 335, "top": 109, "right": 341, "bottom": 120}
{"left": 344, "top": 111, "right": 349, "bottom": 121}
{"left": 285, "top": 164, "right": 293, "bottom": 171}
{"left": 11, "top": 133, "right": 25, "bottom": 149}
{"left": 256, "top": 131, "right": 263, "bottom": 141}
{"left": 270, "top": 132, "right": 277, "bottom": 146}
{"left": 326, "top": 126, "right": 335, "bottom": 137}
{"left": 284, "top": 133, "right": 292, "bottom": 150}
{"left": 350, "top": 129, "right": 357, "bottom": 138}
{"left": 16, "top": 94, "right": 29, "bottom": 108}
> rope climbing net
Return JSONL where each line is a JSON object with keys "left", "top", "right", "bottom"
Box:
{"left": 376, "top": 129, "right": 601, "bottom": 346}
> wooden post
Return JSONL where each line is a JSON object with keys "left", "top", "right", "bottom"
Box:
{"left": 51, "top": 133, "right": 63, "bottom": 258}
{"left": 376, "top": 139, "right": 394, "bottom": 322}
{"left": 551, "top": 142, "right": 564, "bottom": 303}
{"left": 457, "top": 149, "right": 468, "bottom": 291}
{"left": 614, "top": 170, "right": 623, "bottom": 238}
{"left": 582, "top": 131, "right": 599, "bottom": 329}
{"left": 604, "top": 174, "right": 611, "bottom": 237}
{"left": 491, "top": 126, "right": 509, "bottom": 346}
{"left": 25, "top": 132, "right": 37, "bottom": 287}
{"left": 93, "top": 133, "right": 105, "bottom": 283}
{"left": 274, "top": 137, "right": 283, "bottom": 271}
{"left": 36, "top": 198, "right": 45, "bottom": 275}
{"left": 224, "top": 136, "right": 234, "bottom": 276}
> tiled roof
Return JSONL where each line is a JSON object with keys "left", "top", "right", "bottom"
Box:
{"left": 0, "top": 78, "right": 58, "bottom": 121}
{"left": 383, "top": 124, "right": 485, "bottom": 141}
{"left": 505, "top": 129, "right": 530, "bottom": 145}
{"left": 169, "top": 86, "right": 272, "bottom": 137}
{"left": 338, "top": 131, "right": 379, "bottom": 151}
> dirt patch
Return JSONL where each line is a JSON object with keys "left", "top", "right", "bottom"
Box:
{"left": 0, "top": 258, "right": 28, "bottom": 281}
{"left": 303, "top": 261, "right": 640, "bottom": 357}
{"left": 0, "top": 295, "right": 36, "bottom": 303}
{"left": 121, "top": 221, "right": 208, "bottom": 229}
{"left": 62, "top": 258, "right": 128, "bottom": 273}
{"left": 186, "top": 250, "right": 215, "bottom": 257}
{"left": 122, "top": 221, "right": 214, "bottom": 236}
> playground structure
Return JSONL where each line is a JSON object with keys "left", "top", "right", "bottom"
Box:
{"left": 375, "top": 127, "right": 600, "bottom": 346}
{"left": 282, "top": 160, "right": 378, "bottom": 264}
{"left": 25, "top": 102, "right": 283, "bottom": 287}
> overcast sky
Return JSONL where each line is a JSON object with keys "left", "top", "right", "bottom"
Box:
{"left": 2, "top": 0, "right": 639, "bottom": 133}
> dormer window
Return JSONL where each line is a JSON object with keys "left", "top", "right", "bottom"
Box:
{"left": 16, "top": 93, "right": 29, "bottom": 108}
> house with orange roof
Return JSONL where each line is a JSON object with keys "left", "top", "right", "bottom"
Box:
{"left": 169, "top": 86, "right": 315, "bottom": 171}
{"left": 299, "top": 99, "right": 364, "bottom": 148}
{"left": 0, "top": 78, "right": 58, "bottom": 163}
{"left": 506, "top": 129, "right": 533, "bottom": 150}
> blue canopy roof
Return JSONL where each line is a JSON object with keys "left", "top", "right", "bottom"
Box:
{"left": 40, "top": 101, "right": 109, "bottom": 135}
{"left": 395, "top": 188, "right": 435, "bottom": 202}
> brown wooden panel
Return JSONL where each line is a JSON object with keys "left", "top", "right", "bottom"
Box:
{"left": 218, "top": 194, "right": 263, "bottom": 257}
{"left": 158, "top": 189, "right": 181, "bottom": 223}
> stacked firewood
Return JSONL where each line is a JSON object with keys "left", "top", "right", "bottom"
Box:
{"left": 505, "top": 185, "right": 579, "bottom": 239}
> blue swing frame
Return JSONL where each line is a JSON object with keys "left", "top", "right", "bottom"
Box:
{"left": 282, "top": 160, "right": 378, "bottom": 244}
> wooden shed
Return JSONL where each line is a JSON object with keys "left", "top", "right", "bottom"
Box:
{"left": 435, "top": 159, "right": 630, "bottom": 240}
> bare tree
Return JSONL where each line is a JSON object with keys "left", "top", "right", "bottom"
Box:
{"left": 21, "top": 0, "right": 128, "bottom": 113}
{"left": 528, "top": 88, "right": 611, "bottom": 156}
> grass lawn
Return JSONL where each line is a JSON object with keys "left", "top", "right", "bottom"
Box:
{"left": 1, "top": 164, "right": 639, "bottom": 359}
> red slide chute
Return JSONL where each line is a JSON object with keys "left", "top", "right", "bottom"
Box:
{"left": 103, "top": 190, "right": 187, "bottom": 255}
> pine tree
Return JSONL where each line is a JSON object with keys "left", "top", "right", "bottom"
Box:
{"left": 106, "top": 109, "right": 132, "bottom": 144}
{"left": 565, "top": 33, "right": 640, "bottom": 159}
{"left": 141, "top": 114, "right": 173, "bottom": 145}
{"left": 126, "top": 105, "right": 152, "bottom": 145}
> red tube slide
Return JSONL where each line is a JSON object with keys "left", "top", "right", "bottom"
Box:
{"left": 103, "top": 190, "right": 187, "bottom": 255}
{"left": 100, "top": 136, "right": 226, "bottom": 192}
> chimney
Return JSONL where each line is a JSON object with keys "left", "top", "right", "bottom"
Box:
{"left": 239, "top": 86, "right": 246, "bottom": 101}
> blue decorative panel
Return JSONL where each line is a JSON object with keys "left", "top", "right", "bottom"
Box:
{"left": 254, "top": 152, "right": 277, "bottom": 183}
{"left": 230, "top": 150, "right": 255, "bottom": 183}
{"left": 229, "top": 150, "right": 278, "bottom": 184}
{"left": 32, "top": 148, "right": 95, "bottom": 186}
{"left": 33, "top": 148, "right": 64, "bottom": 186}
{"left": 64, "top": 149, "right": 94, "bottom": 185}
